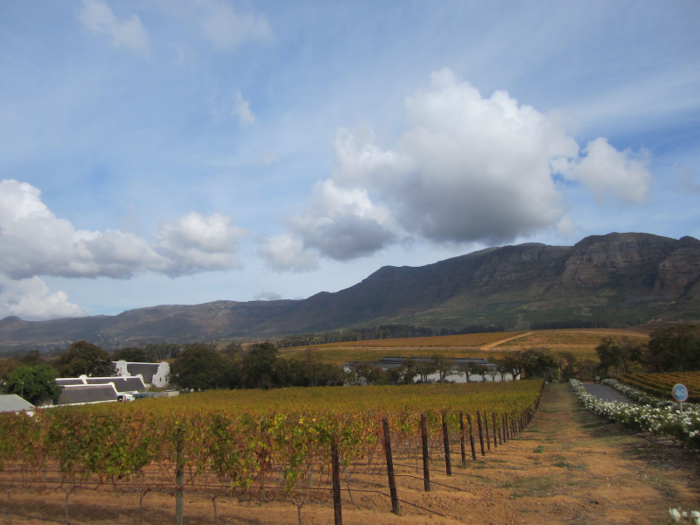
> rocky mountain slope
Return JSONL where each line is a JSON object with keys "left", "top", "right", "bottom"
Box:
{"left": 1, "top": 232, "right": 699, "bottom": 350}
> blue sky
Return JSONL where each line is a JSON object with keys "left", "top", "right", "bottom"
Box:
{"left": 0, "top": 0, "right": 698, "bottom": 320}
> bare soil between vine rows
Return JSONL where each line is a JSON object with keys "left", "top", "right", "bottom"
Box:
{"left": 2, "top": 384, "right": 700, "bottom": 524}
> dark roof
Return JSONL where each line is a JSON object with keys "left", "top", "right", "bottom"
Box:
{"left": 58, "top": 384, "right": 118, "bottom": 405}
{"left": 125, "top": 363, "right": 160, "bottom": 384}
{"left": 85, "top": 377, "right": 146, "bottom": 392}
{"left": 0, "top": 394, "right": 35, "bottom": 413}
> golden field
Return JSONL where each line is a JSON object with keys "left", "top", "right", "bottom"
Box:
{"left": 278, "top": 328, "right": 650, "bottom": 364}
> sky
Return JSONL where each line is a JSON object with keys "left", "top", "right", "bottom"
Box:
{"left": 0, "top": 0, "right": 699, "bottom": 321}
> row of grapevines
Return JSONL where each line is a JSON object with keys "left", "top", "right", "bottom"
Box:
{"left": 614, "top": 372, "right": 700, "bottom": 403}
{"left": 0, "top": 380, "right": 543, "bottom": 497}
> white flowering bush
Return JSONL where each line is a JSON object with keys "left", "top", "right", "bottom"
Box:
{"left": 570, "top": 380, "right": 700, "bottom": 448}
{"left": 669, "top": 508, "right": 700, "bottom": 524}
{"left": 602, "top": 378, "right": 692, "bottom": 409}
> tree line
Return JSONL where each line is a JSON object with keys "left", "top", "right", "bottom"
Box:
{"left": 595, "top": 324, "right": 700, "bottom": 375}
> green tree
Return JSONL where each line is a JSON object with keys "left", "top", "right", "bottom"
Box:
{"left": 432, "top": 354, "right": 452, "bottom": 382}
{"left": 4, "top": 365, "right": 62, "bottom": 405}
{"left": 554, "top": 351, "right": 579, "bottom": 382}
{"left": 112, "top": 347, "right": 148, "bottom": 362}
{"left": 55, "top": 341, "right": 113, "bottom": 377}
{"left": 645, "top": 324, "right": 700, "bottom": 372}
{"left": 171, "top": 344, "right": 227, "bottom": 391}
{"left": 399, "top": 358, "right": 418, "bottom": 384}
{"left": 19, "top": 350, "right": 45, "bottom": 367}
{"left": 416, "top": 359, "right": 438, "bottom": 383}
{"left": 521, "top": 349, "right": 557, "bottom": 381}
{"left": 456, "top": 362, "right": 473, "bottom": 383}
{"left": 242, "top": 342, "right": 279, "bottom": 389}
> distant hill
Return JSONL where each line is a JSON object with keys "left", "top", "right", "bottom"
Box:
{"left": 1, "top": 232, "right": 699, "bottom": 351}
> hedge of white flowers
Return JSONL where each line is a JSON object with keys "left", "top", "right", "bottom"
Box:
{"left": 570, "top": 380, "right": 700, "bottom": 448}
{"left": 602, "top": 378, "right": 692, "bottom": 409}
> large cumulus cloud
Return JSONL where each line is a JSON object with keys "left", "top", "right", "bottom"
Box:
{"left": 0, "top": 179, "right": 247, "bottom": 319}
{"left": 260, "top": 68, "right": 652, "bottom": 271}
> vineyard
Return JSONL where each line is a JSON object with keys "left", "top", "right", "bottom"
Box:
{"left": 613, "top": 371, "right": 700, "bottom": 403}
{"left": 0, "top": 380, "right": 543, "bottom": 523}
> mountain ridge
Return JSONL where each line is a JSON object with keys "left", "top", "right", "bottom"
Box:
{"left": 1, "top": 232, "right": 699, "bottom": 351}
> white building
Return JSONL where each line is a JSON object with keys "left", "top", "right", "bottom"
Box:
{"left": 113, "top": 361, "right": 170, "bottom": 388}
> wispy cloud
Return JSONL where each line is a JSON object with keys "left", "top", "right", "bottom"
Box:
{"left": 199, "top": 0, "right": 272, "bottom": 50}
{"left": 79, "top": 0, "right": 150, "bottom": 57}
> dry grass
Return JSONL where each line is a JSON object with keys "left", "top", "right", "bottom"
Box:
{"left": 295, "top": 331, "right": 523, "bottom": 349}
{"left": 277, "top": 328, "right": 641, "bottom": 364}
{"left": 495, "top": 328, "right": 647, "bottom": 348}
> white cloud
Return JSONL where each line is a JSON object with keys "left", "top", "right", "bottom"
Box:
{"left": 79, "top": 0, "right": 150, "bottom": 56}
{"left": 0, "top": 180, "right": 246, "bottom": 280}
{"left": 332, "top": 68, "right": 578, "bottom": 244}
{"left": 264, "top": 68, "right": 654, "bottom": 271}
{"left": 257, "top": 233, "right": 319, "bottom": 273}
{"left": 233, "top": 91, "right": 256, "bottom": 127}
{"left": 156, "top": 211, "right": 248, "bottom": 275}
{"left": 199, "top": 1, "right": 272, "bottom": 50}
{"left": 254, "top": 290, "right": 282, "bottom": 301}
{"left": 286, "top": 180, "right": 397, "bottom": 261}
{"left": 0, "top": 180, "right": 168, "bottom": 279}
{"left": 0, "top": 276, "right": 87, "bottom": 321}
{"left": 560, "top": 137, "right": 651, "bottom": 204}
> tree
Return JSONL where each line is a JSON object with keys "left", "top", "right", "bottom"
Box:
{"left": 521, "top": 349, "right": 557, "bottom": 381}
{"left": 554, "top": 352, "right": 579, "bottom": 382}
{"left": 502, "top": 353, "right": 524, "bottom": 380}
{"left": 4, "top": 365, "right": 62, "bottom": 405}
{"left": 242, "top": 343, "right": 279, "bottom": 389}
{"left": 645, "top": 324, "right": 700, "bottom": 372}
{"left": 399, "top": 358, "right": 418, "bottom": 384}
{"left": 432, "top": 355, "right": 452, "bottom": 382}
{"left": 416, "top": 359, "right": 438, "bottom": 383}
{"left": 55, "top": 341, "right": 113, "bottom": 377}
{"left": 487, "top": 366, "right": 498, "bottom": 382}
{"left": 19, "top": 350, "right": 45, "bottom": 367}
{"left": 595, "top": 336, "right": 621, "bottom": 374}
{"left": 456, "top": 362, "right": 473, "bottom": 383}
{"left": 171, "top": 344, "right": 227, "bottom": 391}
{"left": 112, "top": 347, "right": 148, "bottom": 362}
{"left": 471, "top": 363, "right": 489, "bottom": 382}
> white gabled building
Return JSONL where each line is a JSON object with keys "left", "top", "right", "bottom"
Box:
{"left": 113, "top": 361, "right": 170, "bottom": 388}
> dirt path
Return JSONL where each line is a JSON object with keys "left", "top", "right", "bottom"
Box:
{"left": 481, "top": 332, "right": 533, "bottom": 349}
{"left": 2, "top": 385, "right": 700, "bottom": 524}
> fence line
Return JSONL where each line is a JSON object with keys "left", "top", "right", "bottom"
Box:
{"left": 1, "top": 387, "right": 543, "bottom": 524}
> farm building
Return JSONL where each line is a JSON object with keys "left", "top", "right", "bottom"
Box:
{"left": 0, "top": 394, "right": 35, "bottom": 415}
{"left": 113, "top": 360, "right": 170, "bottom": 388}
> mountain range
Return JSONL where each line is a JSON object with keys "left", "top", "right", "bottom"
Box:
{"left": 1, "top": 232, "right": 699, "bottom": 351}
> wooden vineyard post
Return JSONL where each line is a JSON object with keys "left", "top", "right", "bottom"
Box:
{"left": 332, "top": 440, "right": 343, "bottom": 525}
{"left": 382, "top": 418, "right": 400, "bottom": 515}
{"left": 484, "top": 413, "right": 491, "bottom": 452}
{"left": 492, "top": 413, "right": 498, "bottom": 449}
{"left": 502, "top": 414, "right": 508, "bottom": 442}
{"left": 476, "top": 410, "right": 485, "bottom": 456}
{"left": 442, "top": 414, "right": 452, "bottom": 476}
{"left": 466, "top": 413, "right": 477, "bottom": 461}
{"left": 420, "top": 414, "right": 431, "bottom": 491}
{"left": 459, "top": 411, "right": 467, "bottom": 464}
{"left": 175, "top": 429, "right": 184, "bottom": 525}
